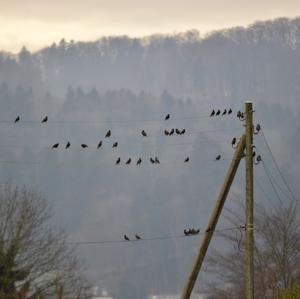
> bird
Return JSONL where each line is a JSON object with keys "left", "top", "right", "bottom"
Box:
{"left": 81, "top": 144, "right": 88, "bottom": 148}
{"left": 216, "top": 154, "right": 221, "bottom": 160}
{"left": 252, "top": 151, "right": 256, "bottom": 158}
{"left": 124, "top": 235, "right": 130, "bottom": 241}
{"left": 180, "top": 129, "right": 186, "bottom": 135}
{"left": 228, "top": 108, "right": 232, "bottom": 115}
{"left": 97, "top": 140, "right": 102, "bottom": 149}
{"left": 184, "top": 229, "right": 189, "bottom": 236}
{"left": 65, "top": 142, "right": 71, "bottom": 149}
{"left": 141, "top": 130, "right": 147, "bottom": 137}
{"left": 136, "top": 158, "right": 142, "bottom": 165}
{"left": 237, "top": 111, "right": 242, "bottom": 118}
{"left": 116, "top": 157, "right": 121, "bottom": 165}
{"left": 164, "top": 130, "right": 169, "bottom": 136}
{"left": 176, "top": 128, "right": 181, "bottom": 135}
{"left": 52, "top": 143, "right": 59, "bottom": 149}
{"left": 216, "top": 110, "right": 221, "bottom": 116}
{"left": 195, "top": 229, "right": 200, "bottom": 234}
{"left": 135, "top": 234, "right": 141, "bottom": 240}
{"left": 222, "top": 109, "right": 227, "bottom": 115}
{"left": 255, "top": 123, "right": 261, "bottom": 133}
{"left": 112, "top": 142, "right": 118, "bottom": 148}
{"left": 165, "top": 114, "right": 170, "bottom": 120}
{"left": 105, "top": 130, "right": 111, "bottom": 138}
{"left": 126, "top": 158, "right": 131, "bottom": 165}
{"left": 255, "top": 155, "right": 262, "bottom": 164}
{"left": 150, "top": 157, "right": 155, "bottom": 164}
{"left": 210, "top": 110, "right": 215, "bottom": 117}
{"left": 155, "top": 157, "right": 160, "bottom": 164}
{"left": 231, "top": 137, "right": 237, "bottom": 147}
{"left": 41, "top": 116, "right": 48, "bottom": 123}
{"left": 14, "top": 116, "right": 20, "bottom": 123}
{"left": 169, "top": 128, "right": 174, "bottom": 135}
{"left": 184, "top": 157, "right": 189, "bottom": 163}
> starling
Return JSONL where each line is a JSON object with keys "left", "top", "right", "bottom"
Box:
{"left": 216, "top": 110, "right": 221, "bottom": 116}
{"left": 126, "top": 158, "right": 131, "bottom": 165}
{"left": 155, "top": 157, "right": 160, "bottom": 164}
{"left": 65, "top": 142, "right": 71, "bottom": 149}
{"left": 150, "top": 157, "right": 155, "bottom": 164}
{"left": 81, "top": 144, "right": 88, "bottom": 148}
{"left": 210, "top": 110, "right": 215, "bottom": 117}
{"left": 105, "top": 130, "right": 111, "bottom": 138}
{"left": 136, "top": 158, "right": 142, "bottom": 165}
{"left": 169, "top": 128, "right": 174, "bottom": 135}
{"left": 141, "top": 130, "right": 147, "bottom": 137}
{"left": 184, "top": 157, "right": 189, "bottom": 163}
{"left": 116, "top": 157, "right": 121, "bottom": 165}
{"left": 216, "top": 154, "right": 221, "bottom": 161}
{"left": 222, "top": 109, "right": 227, "bottom": 115}
{"left": 180, "top": 129, "right": 186, "bottom": 135}
{"left": 14, "top": 116, "right": 20, "bottom": 123}
{"left": 231, "top": 137, "right": 237, "bottom": 147}
{"left": 52, "top": 143, "right": 59, "bottom": 149}
{"left": 228, "top": 108, "right": 232, "bottom": 115}
{"left": 41, "top": 116, "right": 48, "bottom": 123}
{"left": 164, "top": 130, "right": 169, "bottom": 136}
{"left": 184, "top": 229, "right": 189, "bottom": 236}
{"left": 112, "top": 142, "right": 118, "bottom": 148}
{"left": 135, "top": 234, "right": 141, "bottom": 240}
{"left": 97, "top": 140, "right": 102, "bottom": 149}
{"left": 176, "top": 128, "right": 181, "bottom": 135}
{"left": 124, "top": 235, "right": 130, "bottom": 241}
{"left": 165, "top": 114, "right": 170, "bottom": 120}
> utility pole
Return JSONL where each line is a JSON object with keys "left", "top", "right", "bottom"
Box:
{"left": 180, "top": 134, "right": 246, "bottom": 299}
{"left": 245, "top": 101, "right": 254, "bottom": 299}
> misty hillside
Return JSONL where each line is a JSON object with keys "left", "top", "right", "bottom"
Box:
{"left": 0, "top": 17, "right": 299, "bottom": 298}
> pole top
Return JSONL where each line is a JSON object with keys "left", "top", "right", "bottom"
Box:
{"left": 245, "top": 101, "right": 253, "bottom": 104}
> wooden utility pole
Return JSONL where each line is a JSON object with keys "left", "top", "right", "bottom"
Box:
{"left": 245, "top": 101, "right": 254, "bottom": 299}
{"left": 180, "top": 134, "right": 246, "bottom": 299}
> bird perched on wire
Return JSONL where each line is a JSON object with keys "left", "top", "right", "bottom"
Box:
{"left": 176, "top": 128, "right": 181, "bottom": 135}
{"left": 222, "top": 109, "right": 227, "bottom": 115}
{"left": 135, "top": 234, "right": 141, "bottom": 240}
{"left": 180, "top": 129, "right": 186, "bottom": 135}
{"left": 231, "top": 137, "right": 237, "bottom": 148}
{"left": 184, "top": 157, "right": 189, "bottom": 163}
{"left": 228, "top": 108, "right": 232, "bottom": 115}
{"left": 216, "top": 154, "right": 221, "bottom": 161}
{"left": 165, "top": 114, "right": 170, "bottom": 120}
{"left": 210, "top": 110, "right": 215, "bottom": 117}
{"left": 116, "top": 157, "right": 121, "bottom": 165}
{"left": 252, "top": 151, "right": 256, "bottom": 158}
{"left": 254, "top": 123, "right": 261, "bottom": 134}
{"left": 216, "top": 110, "right": 221, "bottom": 116}
{"left": 97, "top": 140, "right": 102, "bottom": 149}
{"left": 126, "top": 158, "right": 131, "bottom": 165}
{"left": 184, "top": 229, "right": 189, "bottom": 236}
{"left": 52, "top": 143, "right": 59, "bottom": 149}
{"left": 105, "top": 130, "right": 111, "bottom": 138}
{"left": 255, "top": 155, "right": 262, "bottom": 165}
{"left": 164, "top": 130, "right": 169, "bottom": 136}
{"left": 112, "top": 142, "right": 118, "bottom": 148}
{"left": 155, "top": 157, "right": 160, "bottom": 164}
{"left": 124, "top": 235, "right": 130, "bottom": 241}
{"left": 41, "top": 116, "right": 48, "bottom": 123}
{"left": 81, "top": 144, "right": 88, "bottom": 148}
{"left": 150, "top": 157, "right": 155, "bottom": 164}
{"left": 65, "top": 142, "right": 71, "bottom": 149}
{"left": 169, "top": 128, "right": 174, "bottom": 135}
{"left": 14, "top": 116, "right": 20, "bottom": 123}
{"left": 141, "top": 130, "right": 147, "bottom": 137}
{"left": 136, "top": 158, "right": 142, "bottom": 165}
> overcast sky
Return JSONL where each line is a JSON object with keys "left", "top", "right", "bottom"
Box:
{"left": 1, "top": 0, "right": 300, "bottom": 53}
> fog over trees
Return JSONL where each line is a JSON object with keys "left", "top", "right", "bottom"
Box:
{"left": 0, "top": 17, "right": 299, "bottom": 298}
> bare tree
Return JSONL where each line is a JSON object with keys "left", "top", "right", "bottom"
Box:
{"left": 205, "top": 201, "right": 300, "bottom": 299}
{"left": 0, "top": 183, "right": 91, "bottom": 299}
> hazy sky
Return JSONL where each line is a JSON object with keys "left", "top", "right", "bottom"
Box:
{"left": 1, "top": 0, "right": 300, "bottom": 53}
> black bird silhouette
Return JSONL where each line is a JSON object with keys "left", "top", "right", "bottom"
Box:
{"left": 216, "top": 154, "right": 221, "bottom": 161}
{"left": 184, "top": 229, "right": 189, "bottom": 236}
{"left": 81, "top": 144, "right": 88, "bottom": 148}
{"left": 65, "top": 142, "right": 71, "bottom": 149}
{"left": 136, "top": 158, "right": 142, "bottom": 165}
{"left": 14, "top": 116, "right": 20, "bottom": 123}
{"left": 126, "top": 158, "right": 131, "bottom": 165}
{"left": 135, "top": 234, "right": 141, "bottom": 240}
{"left": 176, "top": 128, "right": 181, "bottom": 135}
{"left": 112, "top": 142, "right": 118, "bottom": 148}
{"left": 41, "top": 116, "right": 48, "bottom": 123}
{"left": 165, "top": 114, "right": 170, "bottom": 120}
{"left": 231, "top": 137, "right": 237, "bottom": 147}
{"left": 255, "top": 155, "right": 262, "bottom": 164}
{"left": 184, "top": 157, "right": 189, "bottom": 163}
{"left": 210, "top": 110, "right": 215, "bottom": 117}
{"left": 252, "top": 151, "right": 256, "bottom": 158}
{"left": 155, "top": 157, "right": 160, "bottom": 164}
{"left": 141, "top": 130, "right": 147, "bottom": 137}
{"left": 52, "top": 143, "right": 59, "bottom": 149}
{"left": 180, "top": 129, "right": 186, "bottom": 135}
{"left": 228, "top": 108, "right": 232, "bottom": 115}
{"left": 255, "top": 123, "right": 261, "bottom": 134}
{"left": 195, "top": 229, "right": 200, "bottom": 234}
{"left": 237, "top": 111, "right": 242, "bottom": 118}
{"left": 216, "top": 110, "right": 221, "bottom": 116}
{"left": 124, "top": 235, "right": 130, "bottom": 241}
{"left": 116, "top": 157, "right": 121, "bottom": 165}
{"left": 150, "top": 157, "right": 155, "bottom": 164}
{"left": 222, "top": 109, "right": 227, "bottom": 115}
{"left": 105, "top": 130, "right": 111, "bottom": 138}
{"left": 97, "top": 140, "right": 102, "bottom": 149}
{"left": 169, "top": 128, "right": 174, "bottom": 135}
{"left": 164, "top": 130, "right": 169, "bottom": 136}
